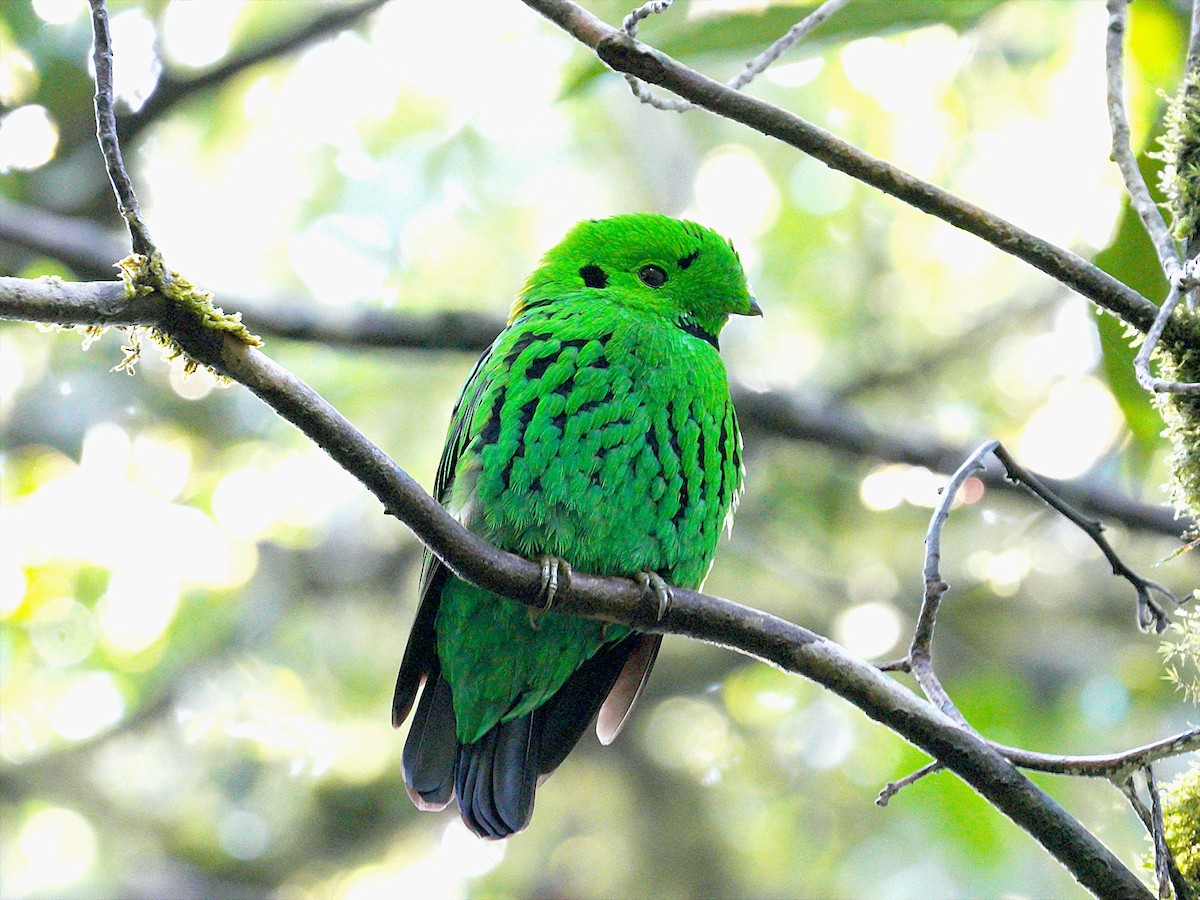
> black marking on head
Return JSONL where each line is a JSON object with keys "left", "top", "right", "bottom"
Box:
{"left": 678, "top": 249, "right": 700, "bottom": 270}
{"left": 580, "top": 265, "right": 608, "bottom": 289}
{"left": 677, "top": 316, "right": 719, "bottom": 350}
{"left": 477, "top": 387, "right": 505, "bottom": 448}
{"left": 525, "top": 351, "right": 559, "bottom": 380}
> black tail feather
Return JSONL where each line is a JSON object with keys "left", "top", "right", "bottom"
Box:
{"left": 402, "top": 672, "right": 457, "bottom": 810}
{"left": 457, "top": 714, "right": 539, "bottom": 839}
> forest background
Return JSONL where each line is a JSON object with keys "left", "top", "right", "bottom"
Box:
{"left": 0, "top": 0, "right": 1197, "bottom": 897}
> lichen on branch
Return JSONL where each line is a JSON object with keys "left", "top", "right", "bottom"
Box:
{"left": 1155, "top": 71, "right": 1200, "bottom": 246}
{"left": 113, "top": 251, "right": 261, "bottom": 375}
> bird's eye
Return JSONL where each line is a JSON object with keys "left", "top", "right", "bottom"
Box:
{"left": 637, "top": 264, "right": 668, "bottom": 288}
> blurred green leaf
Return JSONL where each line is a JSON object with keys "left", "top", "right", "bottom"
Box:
{"left": 562, "top": 0, "right": 1008, "bottom": 97}
{"left": 1093, "top": 159, "right": 1171, "bottom": 470}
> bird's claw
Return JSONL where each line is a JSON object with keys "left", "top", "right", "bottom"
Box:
{"left": 636, "top": 571, "right": 673, "bottom": 622}
{"left": 530, "top": 555, "right": 572, "bottom": 629}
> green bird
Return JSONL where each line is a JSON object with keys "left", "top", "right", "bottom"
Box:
{"left": 392, "top": 213, "right": 760, "bottom": 838}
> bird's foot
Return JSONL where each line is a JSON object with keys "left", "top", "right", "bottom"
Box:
{"left": 530, "top": 555, "right": 572, "bottom": 629}
{"left": 635, "top": 571, "right": 673, "bottom": 622}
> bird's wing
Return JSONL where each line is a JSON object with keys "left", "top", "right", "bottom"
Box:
{"left": 392, "top": 342, "right": 497, "bottom": 728}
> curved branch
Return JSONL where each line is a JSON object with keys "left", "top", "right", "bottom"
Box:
{"left": 522, "top": 0, "right": 1165, "bottom": 338}
{"left": 0, "top": 190, "right": 1187, "bottom": 537}
{"left": 995, "top": 727, "right": 1200, "bottom": 780}
{"left": 0, "top": 275, "right": 1160, "bottom": 898}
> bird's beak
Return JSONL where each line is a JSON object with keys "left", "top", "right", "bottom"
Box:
{"left": 739, "top": 296, "right": 764, "bottom": 317}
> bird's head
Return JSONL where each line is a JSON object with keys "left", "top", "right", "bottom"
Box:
{"left": 513, "top": 214, "right": 761, "bottom": 344}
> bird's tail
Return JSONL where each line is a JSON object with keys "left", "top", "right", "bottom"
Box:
{"left": 455, "top": 714, "right": 540, "bottom": 839}
{"left": 400, "top": 636, "right": 651, "bottom": 839}
{"left": 402, "top": 671, "right": 541, "bottom": 839}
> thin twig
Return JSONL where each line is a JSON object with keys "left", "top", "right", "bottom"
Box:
{"left": 993, "top": 726, "right": 1200, "bottom": 779}
{"left": 728, "top": 0, "right": 852, "bottom": 90}
{"left": 1147, "top": 766, "right": 1174, "bottom": 900}
{"left": 876, "top": 760, "right": 943, "bottom": 807}
{"left": 909, "top": 440, "right": 999, "bottom": 729}
{"left": 87, "top": 0, "right": 156, "bottom": 258}
{"left": 620, "top": 0, "right": 851, "bottom": 112}
{"left": 1121, "top": 770, "right": 1198, "bottom": 900}
{"left": 991, "top": 444, "right": 1183, "bottom": 632}
{"left": 1105, "top": 0, "right": 1184, "bottom": 284}
{"left": 1134, "top": 262, "right": 1200, "bottom": 396}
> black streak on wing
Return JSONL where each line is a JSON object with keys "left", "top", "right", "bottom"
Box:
{"left": 525, "top": 350, "right": 560, "bottom": 380}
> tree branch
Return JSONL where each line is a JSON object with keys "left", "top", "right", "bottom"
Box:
{"left": 0, "top": 190, "right": 1187, "bottom": 536}
{"left": 1105, "top": 0, "right": 1184, "bottom": 285}
{"left": 0, "top": 275, "right": 1160, "bottom": 898}
{"left": 88, "top": 0, "right": 156, "bottom": 258}
{"left": 521, "top": 0, "right": 1169, "bottom": 341}
{"left": 619, "top": 0, "right": 851, "bottom": 112}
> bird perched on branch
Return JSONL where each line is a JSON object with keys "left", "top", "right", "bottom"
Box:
{"left": 392, "top": 213, "right": 760, "bottom": 838}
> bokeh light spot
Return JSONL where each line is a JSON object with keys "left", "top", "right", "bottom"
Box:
{"left": 833, "top": 601, "right": 902, "bottom": 660}
{"left": 15, "top": 806, "right": 96, "bottom": 892}
{"left": 0, "top": 105, "right": 58, "bottom": 173}
{"left": 31, "top": 0, "right": 83, "bottom": 25}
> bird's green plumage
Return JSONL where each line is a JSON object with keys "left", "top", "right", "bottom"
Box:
{"left": 396, "top": 213, "right": 757, "bottom": 834}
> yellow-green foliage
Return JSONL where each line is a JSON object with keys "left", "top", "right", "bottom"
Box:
{"left": 1149, "top": 764, "right": 1200, "bottom": 890}
{"left": 115, "top": 252, "right": 261, "bottom": 375}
